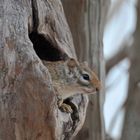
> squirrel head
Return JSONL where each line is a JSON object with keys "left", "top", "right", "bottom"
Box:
{"left": 78, "top": 62, "right": 101, "bottom": 93}
{"left": 65, "top": 58, "right": 101, "bottom": 94}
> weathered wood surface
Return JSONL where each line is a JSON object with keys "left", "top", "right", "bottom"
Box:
{"left": 0, "top": 0, "right": 88, "bottom": 139}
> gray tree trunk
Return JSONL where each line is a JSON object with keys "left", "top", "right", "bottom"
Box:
{"left": 0, "top": 0, "right": 89, "bottom": 139}
{"left": 62, "top": 0, "right": 110, "bottom": 140}
{"left": 121, "top": 1, "right": 140, "bottom": 140}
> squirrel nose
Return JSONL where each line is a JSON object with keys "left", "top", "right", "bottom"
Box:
{"left": 96, "top": 87, "right": 99, "bottom": 92}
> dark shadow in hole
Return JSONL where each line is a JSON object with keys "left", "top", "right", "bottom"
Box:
{"left": 29, "top": 32, "right": 68, "bottom": 61}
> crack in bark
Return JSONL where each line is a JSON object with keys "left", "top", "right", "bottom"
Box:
{"left": 31, "top": 0, "right": 39, "bottom": 31}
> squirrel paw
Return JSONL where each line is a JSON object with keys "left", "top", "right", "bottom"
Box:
{"left": 57, "top": 97, "right": 73, "bottom": 113}
{"left": 60, "top": 103, "right": 73, "bottom": 113}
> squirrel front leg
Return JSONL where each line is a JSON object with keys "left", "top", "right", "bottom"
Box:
{"left": 57, "top": 96, "right": 73, "bottom": 113}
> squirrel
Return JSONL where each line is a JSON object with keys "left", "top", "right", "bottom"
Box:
{"left": 42, "top": 58, "right": 101, "bottom": 113}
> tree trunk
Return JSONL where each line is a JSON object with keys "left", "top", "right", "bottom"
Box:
{"left": 62, "top": 0, "right": 110, "bottom": 140}
{"left": 0, "top": 0, "right": 88, "bottom": 139}
{"left": 121, "top": 1, "right": 140, "bottom": 140}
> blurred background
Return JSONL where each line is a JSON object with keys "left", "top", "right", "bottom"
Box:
{"left": 104, "top": 0, "right": 137, "bottom": 139}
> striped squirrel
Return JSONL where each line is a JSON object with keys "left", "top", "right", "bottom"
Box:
{"left": 43, "top": 58, "right": 101, "bottom": 113}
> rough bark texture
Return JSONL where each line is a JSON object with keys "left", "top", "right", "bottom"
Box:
{"left": 121, "top": 1, "right": 140, "bottom": 140}
{"left": 62, "top": 0, "right": 110, "bottom": 140}
{"left": 0, "top": 0, "right": 88, "bottom": 140}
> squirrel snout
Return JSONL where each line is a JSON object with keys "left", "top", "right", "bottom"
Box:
{"left": 95, "top": 82, "right": 101, "bottom": 92}
{"left": 96, "top": 87, "right": 99, "bottom": 92}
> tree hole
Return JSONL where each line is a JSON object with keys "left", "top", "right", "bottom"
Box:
{"left": 29, "top": 32, "right": 68, "bottom": 61}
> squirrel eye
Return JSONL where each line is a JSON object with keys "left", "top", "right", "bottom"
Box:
{"left": 82, "top": 73, "right": 90, "bottom": 81}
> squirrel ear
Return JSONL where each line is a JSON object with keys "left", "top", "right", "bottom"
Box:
{"left": 67, "top": 58, "right": 78, "bottom": 67}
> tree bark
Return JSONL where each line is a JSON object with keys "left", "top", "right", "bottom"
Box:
{"left": 121, "top": 1, "right": 140, "bottom": 140}
{"left": 62, "top": 0, "right": 110, "bottom": 139}
{"left": 0, "top": 0, "right": 88, "bottom": 139}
